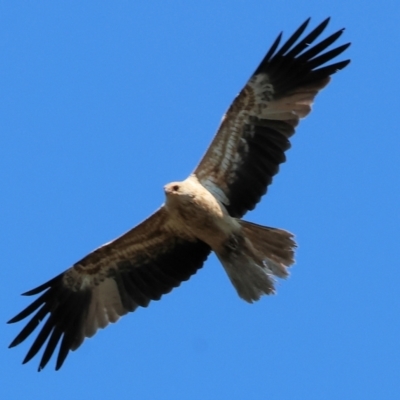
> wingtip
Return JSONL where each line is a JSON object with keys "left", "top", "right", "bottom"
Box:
{"left": 22, "top": 287, "right": 46, "bottom": 296}
{"left": 343, "top": 41, "right": 352, "bottom": 49}
{"left": 21, "top": 273, "right": 63, "bottom": 296}
{"left": 322, "top": 16, "right": 331, "bottom": 24}
{"left": 337, "top": 59, "right": 351, "bottom": 70}
{"left": 299, "top": 17, "right": 311, "bottom": 32}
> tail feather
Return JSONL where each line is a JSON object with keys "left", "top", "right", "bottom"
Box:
{"left": 240, "top": 220, "right": 296, "bottom": 277}
{"left": 216, "top": 220, "right": 296, "bottom": 303}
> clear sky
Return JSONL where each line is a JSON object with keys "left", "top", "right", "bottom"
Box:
{"left": 1, "top": 1, "right": 399, "bottom": 399}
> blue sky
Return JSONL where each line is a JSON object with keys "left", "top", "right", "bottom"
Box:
{"left": 1, "top": 1, "right": 399, "bottom": 399}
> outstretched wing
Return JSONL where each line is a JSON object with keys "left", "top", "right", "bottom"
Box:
{"left": 8, "top": 208, "right": 210, "bottom": 371}
{"left": 194, "top": 18, "right": 350, "bottom": 218}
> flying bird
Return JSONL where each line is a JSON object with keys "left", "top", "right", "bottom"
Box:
{"left": 8, "top": 18, "right": 350, "bottom": 371}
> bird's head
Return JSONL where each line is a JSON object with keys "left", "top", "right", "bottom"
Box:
{"left": 164, "top": 180, "right": 196, "bottom": 207}
{"left": 164, "top": 182, "right": 182, "bottom": 196}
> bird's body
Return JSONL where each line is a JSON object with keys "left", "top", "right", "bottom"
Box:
{"left": 164, "top": 176, "right": 236, "bottom": 248}
{"left": 8, "top": 18, "right": 351, "bottom": 370}
{"left": 164, "top": 176, "right": 295, "bottom": 301}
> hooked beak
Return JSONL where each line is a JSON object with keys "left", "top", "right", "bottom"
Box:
{"left": 164, "top": 184, "right": 172, "bottom": 195}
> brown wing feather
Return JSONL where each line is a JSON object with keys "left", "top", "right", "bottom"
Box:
{"left": 194, "top": 18, "right": 350, "bottom": 217}
{"left": 8, "top": 208, "right": 211, "bottom": 371}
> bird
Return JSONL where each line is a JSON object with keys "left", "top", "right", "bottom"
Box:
{"left": 8, "top": 18, "right": 350, "bottom": 371}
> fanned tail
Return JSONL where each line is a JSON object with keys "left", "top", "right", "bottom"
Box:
{"left": 216, "top": 220, "right": 296, "bottom": 302}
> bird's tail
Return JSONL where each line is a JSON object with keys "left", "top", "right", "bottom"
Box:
{"left": 215, "top": 220, "right": 296, "bottom": 303}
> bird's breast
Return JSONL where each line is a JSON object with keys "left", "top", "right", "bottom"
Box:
{"left": 167, "top": 188, "right": 236, "bottom": 247}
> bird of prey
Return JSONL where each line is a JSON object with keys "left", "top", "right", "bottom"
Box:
{"left": 8, "top": 18, "right": 350, "bottom": 371}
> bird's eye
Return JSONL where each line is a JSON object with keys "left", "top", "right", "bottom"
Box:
{"left": 173, "top": 185, "right": 179, "bottom": 191}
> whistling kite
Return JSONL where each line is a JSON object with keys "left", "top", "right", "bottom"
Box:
{"left": 8, "top": 18, "right": 350, "bottom": 370}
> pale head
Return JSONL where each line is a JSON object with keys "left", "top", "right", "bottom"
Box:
{"left": 163, "top": 179, "right": 199, "bottom": 206}
{"left": 164, "top": 181, "right": 182, "bottom": 196}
